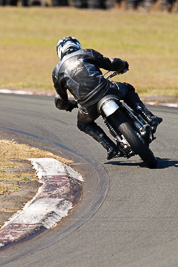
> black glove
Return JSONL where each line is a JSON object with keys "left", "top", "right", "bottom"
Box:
{"left": 66, "top": 100, "right": 78, "bottom": 112}
{"left": 124, "top": 61, "right": 129, "bottom": 71}
{"left": 119, "top": 60, "right": 129, "bottom": 74}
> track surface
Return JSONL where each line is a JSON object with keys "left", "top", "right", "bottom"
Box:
{"left": 0, "top": 94, "right": 178, "bottom": 267}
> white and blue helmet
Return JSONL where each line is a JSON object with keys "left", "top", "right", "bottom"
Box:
{"left": 56, "top": 36, "right": 82, "bottom": 60}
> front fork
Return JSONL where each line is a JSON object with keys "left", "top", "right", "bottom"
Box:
{"left": 103, "top": 117, "right": 134, "bottom": 158}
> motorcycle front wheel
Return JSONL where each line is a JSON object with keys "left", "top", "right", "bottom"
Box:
{"left": 109, "top": 111, "right": 158, "bottom": 168}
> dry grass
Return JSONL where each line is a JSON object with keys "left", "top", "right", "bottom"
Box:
{"left": 0, "top": 139, "right": 72, "bottom": 163}
{"left": 0, "top": 139, "right": 72, "bottom": 194}
{"left": 0, "top": 7, "right": 177, "bottom": 97}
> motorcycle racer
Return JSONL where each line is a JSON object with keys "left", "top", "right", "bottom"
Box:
{"left": 52, "top": 36, "right": 162, "bottom": 160}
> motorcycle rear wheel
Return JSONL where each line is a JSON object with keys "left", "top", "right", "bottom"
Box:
{"left": 109, "top": 111, "right": 157, "bottom": 168}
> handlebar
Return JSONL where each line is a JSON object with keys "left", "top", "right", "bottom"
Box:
{"left": 104, "top": 69, "right": 128, "bottom": 80}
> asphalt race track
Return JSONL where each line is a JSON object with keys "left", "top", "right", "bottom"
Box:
{"left": 0, "top": 94, "right": 178, "bottom": 267}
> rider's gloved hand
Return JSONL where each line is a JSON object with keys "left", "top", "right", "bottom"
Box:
{"left": 121, "top": 61, "right": 129, "bottom": 73}
{"left": 66, "top": 100, "right": 78, "bottom": 112}
{"left": 117, "top": 61, "right": 129, "bottom": 74}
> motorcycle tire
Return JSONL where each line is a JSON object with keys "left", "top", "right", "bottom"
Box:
{"left": 109, "top": 111, "right": 157, "bottom": 168}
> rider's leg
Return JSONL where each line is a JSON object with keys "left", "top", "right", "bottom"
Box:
{"left": 116, "top": 82, "right": 163, "bottom": 132}
{"left": 77, "top": 108, "right": 118, "bottom": 160}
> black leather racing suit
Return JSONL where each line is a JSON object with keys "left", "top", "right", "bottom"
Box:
{"left": 53, "top": 49, "right": 127, "bottom": 106}
{"left": 52, "top": 48, "right": 142, "bottom": 158}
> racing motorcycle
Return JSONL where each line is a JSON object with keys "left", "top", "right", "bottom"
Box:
{"left": 97, "top": 71, "right": 158, "bottom": 168}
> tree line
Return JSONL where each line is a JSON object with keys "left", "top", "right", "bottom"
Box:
{"left": 0, "top": 0, "right": 177, "bottom": 12}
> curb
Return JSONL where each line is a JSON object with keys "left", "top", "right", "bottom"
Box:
{"left": 0, "top": 158, "right": 83, "bottom": 249}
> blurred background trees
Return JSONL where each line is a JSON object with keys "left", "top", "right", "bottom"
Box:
{"left": 0, "top": 0, "right": 177, "bottom": 13}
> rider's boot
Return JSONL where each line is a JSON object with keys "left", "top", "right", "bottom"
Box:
{"left": 135, "top": 103, "right": 162, "bottom": 133}
{"left": 122, "top": 83, "right": 162, "bottom": 133}
{"left": 85, "top": 123, "right": 118, "bottom": 160}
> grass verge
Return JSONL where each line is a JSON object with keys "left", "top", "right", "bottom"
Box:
{"left": 0, "top": 7, "right": 177, "bottom": 97}
{"left": 0, "top": 139, "right": 72, "bottom": 195}
{"left": 0, "top": 139, "right": 73, "bottom": 227}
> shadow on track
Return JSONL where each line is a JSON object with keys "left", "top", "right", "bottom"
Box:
{"left": 156, "top": 158, "right": 178, "bottom": 169}
{"left": 105, "top": 158, "right": 178, "bottom": 169}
